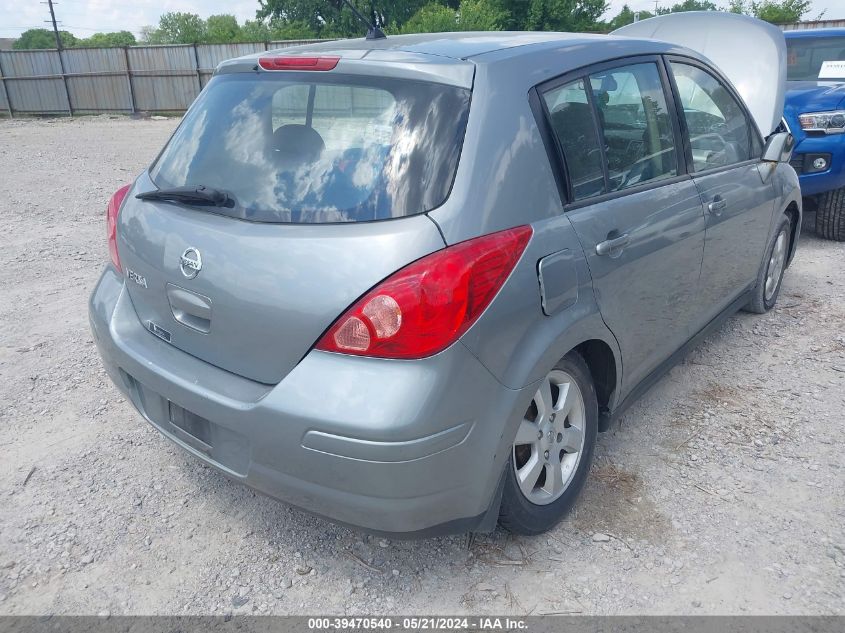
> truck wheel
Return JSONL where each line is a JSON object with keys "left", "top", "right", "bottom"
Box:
{"left": 499, "top": 351, "right": 598, "bottom": 535}
{"left": 816, "top": 187, "right": 845, "bottom": 241}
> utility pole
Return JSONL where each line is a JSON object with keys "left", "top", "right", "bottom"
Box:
{"left": 46, "top": 0, "right": 62, "bottom": 50}
{"left": 43, "top": 0, "right": 73, "bottom": 115}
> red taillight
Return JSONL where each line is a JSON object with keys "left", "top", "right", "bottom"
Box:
{"left": 315, "top": 226, "right": 533, "bottom": 359}
{"left": 258, "top": 56, "right": 340, "bottom": 71}
{"left": 106, "top": 184, "right": 131, "bottom": 272}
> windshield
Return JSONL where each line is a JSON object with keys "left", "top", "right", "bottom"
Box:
{"left": 149, "top": 72, "right": 471, "bottom": 223}
{"left": 786, "top": 36, "right": 845, "bottom": 81}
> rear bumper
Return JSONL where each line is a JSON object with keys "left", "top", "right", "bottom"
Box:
{"left": 89, "top": 267, "right": 530, "bottom": 536}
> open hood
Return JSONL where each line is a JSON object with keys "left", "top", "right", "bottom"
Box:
{"left": 613, "top": 12, "right": 787, "bottom": 137}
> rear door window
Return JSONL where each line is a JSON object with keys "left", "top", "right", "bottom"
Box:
{"left": 588, "top": 62, "right": 678, "bottom": 192}
{"left": 542, "top": 79, "right": 606, "bottom": 201}
{"left": 149, "top": 73, "right": 471, "bottom": 223}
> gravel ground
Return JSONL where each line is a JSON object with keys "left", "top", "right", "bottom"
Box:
{"left": 0, "top": 116, "right": 844, "bottom": 616}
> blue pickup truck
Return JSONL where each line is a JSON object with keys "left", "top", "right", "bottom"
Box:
{"left": 784, "top": 29, "right": 845, "bottom": 241}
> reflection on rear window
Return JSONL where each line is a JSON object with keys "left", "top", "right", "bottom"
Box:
{"left": 149, "top": 73, "right": 471, "bottom": 223}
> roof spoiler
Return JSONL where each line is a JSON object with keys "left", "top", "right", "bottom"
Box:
{"left": 613, "top": 11, "right": 786, "bottom": 137}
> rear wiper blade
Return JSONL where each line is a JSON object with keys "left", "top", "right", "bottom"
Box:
{"left": 136, "top": 185, "right": 233, "bottom": 207}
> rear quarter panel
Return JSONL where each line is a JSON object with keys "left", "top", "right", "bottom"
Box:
{"left": 429, "top": 50, "right": 624, "bottom": 399}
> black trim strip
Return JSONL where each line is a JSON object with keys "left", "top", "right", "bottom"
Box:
{"left": 656, "top": 55, "right": 687, "bottom": 178}
{"left": 583, "top": 74, "right": 611, "bottom": 195}
{"left": 528, "top": 86, "right": 571, "bottom": 205}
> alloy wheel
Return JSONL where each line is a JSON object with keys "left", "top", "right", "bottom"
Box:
{"left": 512, "top": 370, "right": 586, "bottom": 505}
{"left": 765, "top": 230, "right": 788, "bottom": 302}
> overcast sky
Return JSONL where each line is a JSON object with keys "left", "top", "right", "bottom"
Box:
{"left": 0, "top": 0, "right": 840, "bottom": 39}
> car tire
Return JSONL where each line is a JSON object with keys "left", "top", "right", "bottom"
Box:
{"left": 745, "top": 214, "right": 791, "bottom": 314}
{"left": 815, "top": 187, "right": 845, "bottom": 241}
{"left": 498, "top": 351, "right": 598, "bottom": 535}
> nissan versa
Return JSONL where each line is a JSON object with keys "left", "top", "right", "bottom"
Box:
{"left": 89, "top": 12, "right": 801, "bottom": 536}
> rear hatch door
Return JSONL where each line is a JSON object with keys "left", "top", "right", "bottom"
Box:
{"left": 117, "top": 55, "right": 472, "bottom": 384}
{"left": 118, "top": 183, "right": 444, "bottom": 384}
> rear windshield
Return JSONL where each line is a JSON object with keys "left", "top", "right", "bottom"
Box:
{"left": 786, "top": 36, "right": 845, "bottom": 81}
{"left": 149, "top": 72, "right": 471, "bottom": 223}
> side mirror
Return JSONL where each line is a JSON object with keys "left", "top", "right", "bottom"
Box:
{"left": 762, "top": 132, "right": 794, "bottom": 163}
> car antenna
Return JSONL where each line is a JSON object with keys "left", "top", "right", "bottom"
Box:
{"left": 331, "top": 0, "right": 386, "bottom": 39}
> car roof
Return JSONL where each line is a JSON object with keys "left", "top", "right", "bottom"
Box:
{"left": 217, "top": 31, "right": 693, "bottom": 89}
{"left": 784, "top": 28, "right": 845, "bottom": 38}
{"left": 230, "top": 31, "right": 682, "bottom": 65}
{"left": 272, "top": 31, "right": 612, "bottom": 60}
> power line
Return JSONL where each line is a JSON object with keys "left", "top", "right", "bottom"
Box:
{"left": 59, "top": 25, "right": 116, "bottom": 32}
{"left": 0, "top": 24, "right": 145, "bottom": 38}
{"left": 58, "top": 0, "right": 147, "bottom": 7}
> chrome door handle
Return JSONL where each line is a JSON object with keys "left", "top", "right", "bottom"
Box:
{"left": 595, "top": 233, "right": 630, "bottom": 256}
{"left": 708, "top": 197, "right": 727, "bottom": 216}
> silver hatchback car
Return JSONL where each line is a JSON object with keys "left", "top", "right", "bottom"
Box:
{"left": 90, "top": 15, "right": 801, "bottom": 536}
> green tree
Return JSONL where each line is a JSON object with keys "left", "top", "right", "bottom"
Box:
{"left": 402, "top": 0, "right": 509, "bottom": 33}
{"left": 607, "top": 4, "right": 653, "bottom": 28}
{"left": 141, "top": 11, "right": 324, "bottom": 44}
{"left": 145, "top": 12, "right": 208, "bottom": 44}
{"left": 401, "top": 3, "right": 459, "bottom": 32}
{"left": 13, "top": 28, "right": 77, "bottom": 50}
{"left": 205, "top": 14, "right": 242, "bottom": 43}
{"left": 139, "top": 25, "right": 158, "bottom": 43}
{"left": 520, "top": 0, "right": 609, "bottom": 32}
{"left": 402, "top": 2, "right": 458, "bottom": 33}
{"left": 240, "top": 19, "right": 273, "bottom": 41}
{"left": 730, "top": 0, "right": 811, "bottom": 23}
{"left": 755, "top": 0, "right": 809, "bottom": 22}
{"left": 258, "top": 0, "right": 429, "bottom": 37}
{"left": 76, "top": 31, "right": 137, "bottom": 47}
{"left": 459, "top": 0, "right": 508, "bottom": 30}
{"left": 656, "top": 0, "right": 718, "bottom": 13}
{"left": 270, "top": 19, "right": 319, "bottom": 39}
